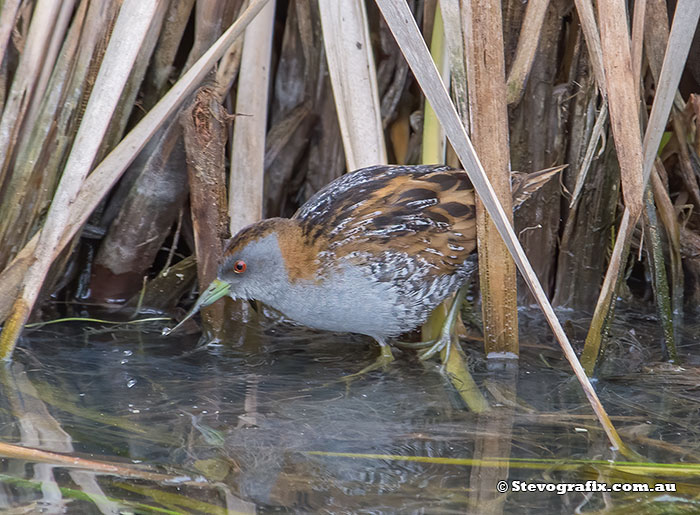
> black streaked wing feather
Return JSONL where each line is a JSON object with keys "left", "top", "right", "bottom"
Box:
{"left": 295, "top": 165, "right": 477, "bottom": 274}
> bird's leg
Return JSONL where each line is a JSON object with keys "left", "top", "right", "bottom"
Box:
{"left": 342, "top": 336, "right": 394, "bottom": 380}
{"left": 418, "top": 285, "right": 468, "bottom": 361}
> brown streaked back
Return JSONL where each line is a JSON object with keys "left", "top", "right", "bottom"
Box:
{"left": 294, "top": 165, "right": 478, "bottom": 275}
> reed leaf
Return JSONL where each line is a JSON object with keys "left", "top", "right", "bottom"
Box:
{"left": 439, "top": 0, "right": 468, "bottom": 129}
{"left": 631, "top": 0, "right": 646, "bottom": 88}
{"left": 229, "top": 0, "right": 276, "bottom": 234}
{"left": 305, "top": 450, "right": 700, "bottom": 477}
{"left": 651, "top": 164, "right": 684, "bottom": 331}
{"left": 185, "top": 1, "right": 230, "bottom": 70}
{"left": 0, "top": 0, "right": 63, "bottom": 182}
{"left": 572, "top": 0, "right": 606, "bottom": 93}
{"left": 0, "top": 0, "right": 21, "bottom": 68}
{"left": 569, "top": 99, "right": 608, "bottom": 208}
{"left": 318, "top": 0, "right": 387, "bottom": 170}
{"left": 505, "top": 0, "right": 549, "bottom": 105}
{"left": 642, "top": 187, "right": 677, "bottom": 361}
{"left": 420, "top": 2, "right": 447, "bottom": 165}
{"left": 142, "top": 0, "right": 196, "bottom": 108}
{"left": 23, "top": 0, "right": 77, "bottom": 133}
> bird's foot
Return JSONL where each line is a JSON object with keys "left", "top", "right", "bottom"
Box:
{"left": 417, "top": 333, "right": 453, "bottom": 362}
{"left": 415, "top": 285, "right": 468, "bottom": 363}
{"left": 396, "top": 336, "right": 454, "bottom": 364}
{"left": 342, "top": 345, "right": 395, "bottom": 382}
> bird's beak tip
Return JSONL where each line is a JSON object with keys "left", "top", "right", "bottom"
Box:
{"left": 163, "top": 279, "right": 230, "bottom": 335}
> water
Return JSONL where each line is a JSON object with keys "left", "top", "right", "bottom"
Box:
{"left": 1, "top": 306, "right": 699, "bottom": 513}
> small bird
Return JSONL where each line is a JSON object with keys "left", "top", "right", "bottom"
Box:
{"left": 168, "top": 164, "right": 560, "bottom": 372}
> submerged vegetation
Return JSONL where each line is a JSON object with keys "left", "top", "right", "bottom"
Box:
{"left": 0, "top": 0, "right": 698, "bottom": 511}
{"left": 0, "top": 0, "right": 697, "bottom": 359}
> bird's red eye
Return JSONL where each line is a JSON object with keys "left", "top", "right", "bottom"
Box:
{"left": 233, "top": 260, "right": 246, "bottom": 273}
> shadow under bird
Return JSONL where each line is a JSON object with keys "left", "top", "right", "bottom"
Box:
{"left": 166, "top": 164, "right": 561, "bottom": 373}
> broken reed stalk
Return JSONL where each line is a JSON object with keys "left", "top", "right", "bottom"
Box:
{"left": 229, "top": 0, "right": 276, "bottom": 234}
{"left": 0, "top": 0, "right": 165, "bottom": 360}
{"left": 375, "top": 0, "right": 631, "bottom": 456}
{"left": 462, "top": 0, "right": 518, "bottom": 357}
{"left": 318, "top": 0, "right": 387, "bottom": 171}
{"left": 181, "top": 87, "right": 230, "bottom": 331}
{"left": 0, "top": 0, "right": 272, "bottom": 353}
{"left": 581, "top": 0, "right": 700, "bottom": 373}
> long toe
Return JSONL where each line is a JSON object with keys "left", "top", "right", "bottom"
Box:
{"left": 342, "top": 351, "right": 395, "bottom": 382}
{"left": 418, "top": 334, "right": 451, "bottom": 361}
{"left": 394, "top": 338, "right": 438, "bottom": 349}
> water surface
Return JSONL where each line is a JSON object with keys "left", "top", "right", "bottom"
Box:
{"left": 1, "top": 306, "right": 699, "bottom": 513}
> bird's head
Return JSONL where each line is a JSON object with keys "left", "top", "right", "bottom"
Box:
{"left": 165, "top": 218, "right": 307, "bottom": 334}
